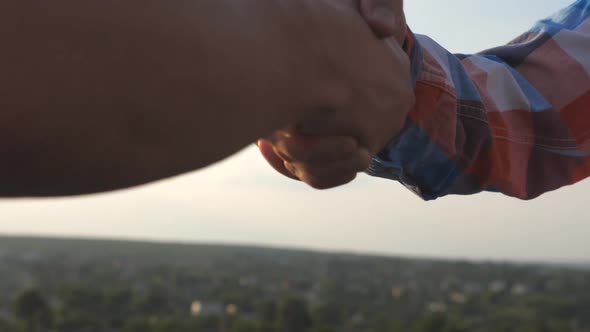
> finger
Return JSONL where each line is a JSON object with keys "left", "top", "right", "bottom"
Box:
{"left": 285, "top": 161, "right": 358, "bottom": 190}
{"left": 257, "top": 139, "right": 298, "bottom": 180}
{"left": 285, "top": 148, "right": 372, "bottom": 189}
{"left": 359, "top": 0, "right": 406, "bottom": 43}
{"left": 274, "top": 134, "right": 361, "bottom": 163}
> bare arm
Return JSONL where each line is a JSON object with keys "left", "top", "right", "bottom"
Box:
{"left": 0, "top": 0, "right": 400, "bottom": 196}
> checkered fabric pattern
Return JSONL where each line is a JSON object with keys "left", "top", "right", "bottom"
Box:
{"left": 368, "top": 0, "right": 590, "bottom": 200}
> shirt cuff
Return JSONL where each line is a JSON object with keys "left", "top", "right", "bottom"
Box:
{"left": 366, "top": 28, "right": 451, "bottom": 201}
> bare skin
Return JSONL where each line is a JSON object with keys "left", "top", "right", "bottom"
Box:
{"left": 258, "top": 0, "right": 412, "bottom": 190}
{"left": 0, "top": 0, "right": 409, "bottom": 196}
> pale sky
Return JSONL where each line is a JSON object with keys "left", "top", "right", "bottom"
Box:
{"left": 1, "top": 0, "right": 588, "bottom": 263}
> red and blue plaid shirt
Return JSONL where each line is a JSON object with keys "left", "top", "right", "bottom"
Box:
{"left": 368, "top": 0, "right": 590, "bottom": 200}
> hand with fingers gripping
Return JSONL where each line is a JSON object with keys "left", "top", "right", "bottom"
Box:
{"left": 258, "top": 0, "right": 413, "bottom": 189}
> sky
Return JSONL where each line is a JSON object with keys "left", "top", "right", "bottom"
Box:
{"left": 1, "top": 0, "right": 588, "bottom": 263}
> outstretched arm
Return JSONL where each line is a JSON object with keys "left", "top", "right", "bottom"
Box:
{"left": 370, "top": 1, "right": 590, "bottom": 200}
{"left": 0, "top": 0, "right": 405, "bottom": 196}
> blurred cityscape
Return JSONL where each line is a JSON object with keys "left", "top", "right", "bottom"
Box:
{"left": 0, "top": 236, "right": 589, "bottom": 332}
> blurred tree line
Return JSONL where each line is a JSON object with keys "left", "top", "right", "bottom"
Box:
{"left": 0, "top": 237, "right": 589, "bottom": 332}
{"left": 4, "top": 285, "right": 588, "bottom": 332}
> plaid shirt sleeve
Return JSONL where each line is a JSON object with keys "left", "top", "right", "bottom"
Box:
{"left": 367, "top": 0, "right": 590, "bottom": 200}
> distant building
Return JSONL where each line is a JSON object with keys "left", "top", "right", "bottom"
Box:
{"left": 190, "top": 301, "right": 224, "bottom": 317}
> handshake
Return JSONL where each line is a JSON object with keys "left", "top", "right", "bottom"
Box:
{"left": 256, "top": 0, "right": 414, "bottom": 189}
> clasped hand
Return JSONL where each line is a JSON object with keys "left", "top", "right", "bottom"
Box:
{"left": 258, "top": 0, "right": 413, "bottom": 189}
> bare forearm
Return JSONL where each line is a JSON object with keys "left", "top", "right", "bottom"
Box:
{"left": 0, "top": 0, "right": 401, "bottom": 197}
{"left": 0, "top": 0, "right": 301, "bottom": 196}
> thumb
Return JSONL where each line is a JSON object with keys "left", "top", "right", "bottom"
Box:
{"left": 359, "top": 0, "right": 406, "bottom": 44}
